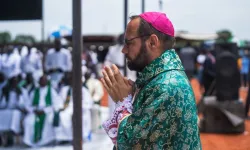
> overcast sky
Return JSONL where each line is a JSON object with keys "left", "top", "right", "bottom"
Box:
{"left": 0, "top": 0, "right": 249, "bottom": 41}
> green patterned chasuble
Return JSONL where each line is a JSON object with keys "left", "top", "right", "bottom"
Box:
{"left": 117, "top": 49, "right": 202, "bottom": 150}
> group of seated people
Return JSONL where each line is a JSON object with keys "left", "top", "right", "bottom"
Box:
{"left": 0, "top": 72, "right": 97, "bottom": 147}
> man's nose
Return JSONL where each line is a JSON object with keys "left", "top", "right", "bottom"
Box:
{"left": 121, "top": 46, "right": 127, "bottom": 54}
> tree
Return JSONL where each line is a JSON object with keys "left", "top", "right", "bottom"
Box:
{"left": 0, "top": 31, "right": 12, "bottom": 44}
{"left": 14, "top": 34, "right": 36, "bottom": 45}
{"left": 216, "top": 29, "right": 233, "bottom": 43}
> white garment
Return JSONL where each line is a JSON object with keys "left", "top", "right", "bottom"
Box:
{"left": 45, "top": 48, "right": 72, "bottom": 88}
{"left": 86, "top": 78, "right": 104, "bottom": 103}
{"left": 86, "top": 78, "right": 104, "bottom": 131}
{"left": 45, "top": 48, "right": 72, "bottom": 72}
{"left": 20, "top": 46, "right": 28, "bottom": 57}
{"left": 21, "top": 51, "right": 43, "bottom": 82}
{"left": 82, "top": 87, "right": 93, "bottom": 140}
{"left": 23, "top": 86, "right": 61, "bottom": 147}
{"left": 105, "top": 45, "right": 125, "bottom": 68}
{"left": 55, "top": 86, "right": 73, "bottom": 142}
{"left": 1, "top": 52, "right": 21, "bottom": 79}
{"left": 0, "top": 88, "right": 28, "bottom": 134}
{"left": 89, "top": 51, "right": 98, "bottom": 65}
{"left": 0, "top": 89, "right": 27, "bottom": 109}
{"left": 55, "top": 86, "right": 93, "bottom": 141}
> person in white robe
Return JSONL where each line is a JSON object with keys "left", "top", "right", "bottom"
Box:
{"left": 84, "top": 71, "right": 104, "bottom": 132}
{"left": 1, "top": 46, "right": 21, "bottom": 79}
{"left": 19, "top": 73, "right": 37, "bottom": 98}
{"left": 54, "top": 73, "right": 93, "bottom": 142}
{"left": 0, "top": 76, "right": 29, "bottom": 146}
{"left": 20, "top": 46, "right": 43, "bottom": 83}
{"left": 45, "top": 39, "right": 72, "bottom": 89}
{"left": 81, "top": 86, "right": 93, "bottom": 141}
{"left": 23, "top": 75, "right": 61, "bottom": 147}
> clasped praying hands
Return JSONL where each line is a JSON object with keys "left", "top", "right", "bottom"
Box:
{"left": 101, "top": 64, "right": 133, "bottom": 103}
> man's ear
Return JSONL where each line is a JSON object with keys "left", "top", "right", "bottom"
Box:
{"left": 149, "top": 34, "right": 159, "bottom": 49}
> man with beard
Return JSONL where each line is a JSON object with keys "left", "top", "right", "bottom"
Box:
{"left": 104, "top": 34, "right": 137, "bottom": 118}
{"left": 101, "top": 12, "right": 201, "bottom": 149}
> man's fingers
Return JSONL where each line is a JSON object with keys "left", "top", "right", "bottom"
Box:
{"left": 105, "top": 66, "right": 116, "bottom": 83}
{"left": 111, "top": 64, "right": 124, "bottom": 82}
{"left": 101, "top": 78, "right": 110, "bottom": 91}
{"left": 102, "top": 70, "right": 112, "bottom": 88}
{"left": 123, "top": 77, "right": 129, "bottom": 86}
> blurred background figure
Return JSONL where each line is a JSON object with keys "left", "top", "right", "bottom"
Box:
{"left": 0, "top": 76, "right": 28, "bottom": 147}
{"left": 53, "top": 72, "right": 74, "bottom": 144}
{"left": 81, "top": 48, "right": 99, "bottom": 78}
{"left": 20, "top": 45, "right": 43, "bottom": 84}
{"left": 196, "top": 45, "right": 206, "bottom": 88}
{"left": 84, "top": 70, "right": 104, "bottom": 132}
{"left": 55, "top": 72, "right": 93, "bottom": 143}
{"left": 23, "top": 75, "right": 61, "bottom": 147}
{"left": 202, "top": 46, "right": 216, "bottom": 96}
{"left": 240, "top": 50, "right": 250, "bottom": 89}
{"left": 179, "top": 42, "right": 197, "bottom": 80}
{"left": 45, "top": 38, "right": 72, "bottom": 90}
{"left": 1, "top": 45, "right": 21, "bottom": 80}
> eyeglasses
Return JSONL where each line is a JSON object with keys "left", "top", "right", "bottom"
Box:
{"left": 124, "top": 35, "right": 151, "bottom": 46}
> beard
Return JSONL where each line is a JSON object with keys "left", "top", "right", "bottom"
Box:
{"left": 126, "top": 42, "right": 149, "bottom": 72}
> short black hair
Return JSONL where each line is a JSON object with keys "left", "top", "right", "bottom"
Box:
{"left": 117, "top": 33, "right": 124, "bottom": 45}
{"left": 130, "top": 15, "right": 175, "bottom": 51}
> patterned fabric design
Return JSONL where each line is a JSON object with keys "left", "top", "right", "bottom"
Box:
{"left": 117, "top": 49, "right": 202, "bottom": 150}
{"left": 102, "top": 95, "right": 133, "bottom": 145}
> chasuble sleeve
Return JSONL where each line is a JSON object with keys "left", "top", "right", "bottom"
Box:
{"left": 117, "top": 81, "right": 201, "bottom": 150}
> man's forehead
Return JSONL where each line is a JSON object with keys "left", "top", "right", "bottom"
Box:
{"left": 125, "top": 18, "right": 140, "bottom": 37}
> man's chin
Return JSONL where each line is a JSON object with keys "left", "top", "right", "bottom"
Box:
{"left": 127, "top": 62, "right": 135, "bottom": 71}
{"left": 127, "top": 63, "right": 139, "bottom": 71}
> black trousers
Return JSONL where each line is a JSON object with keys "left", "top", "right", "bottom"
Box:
{"left": 242, "top": 73, "right": 248, "bottom": 87}
{"left": 245, "top": 86, "right": 250, "bottom": 117}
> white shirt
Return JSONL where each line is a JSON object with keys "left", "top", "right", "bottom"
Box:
{"left": 105, "top": 44, "right": 124, "bottom": 67}
{"left": 21, "top": 51, "right": 42, "bottom": 74}
{"left": 1, "top": 52, "right": 21, "bottom": 79}
{"left": 0, "top": 88, "right": 28, "bottom": 109}
{"left": 59, "top": 85, "right": 93, "bottom": 110}
{"left": 45, "top": 48, "right": 72, "bottom": 72}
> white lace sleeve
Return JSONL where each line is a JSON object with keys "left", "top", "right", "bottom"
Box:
{"left": 102, "top": 94, "right": 133, "bottom": 145}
